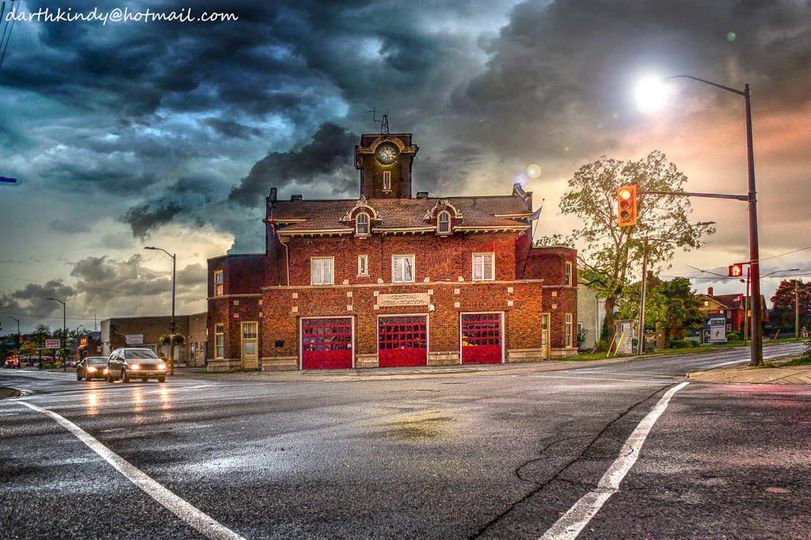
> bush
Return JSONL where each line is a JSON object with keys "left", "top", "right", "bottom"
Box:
{"left": 727, "top": 332, "right": 742, "bottom": 341}
{"left": 595, "top": 340, "right": 609, "bottom": 352}
{"left": 669, "top": 339, "right": 692, "bottom": 348}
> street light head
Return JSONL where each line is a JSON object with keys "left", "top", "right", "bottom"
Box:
{"left": 633, "top": 74, "right": 671, "bottom": 114}
{"left": 144, "top": 246, "right": 157, "bottom": 250}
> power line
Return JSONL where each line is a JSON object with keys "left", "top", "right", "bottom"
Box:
{"left": 0, "top": 0, "right": 18, "bottom": 70}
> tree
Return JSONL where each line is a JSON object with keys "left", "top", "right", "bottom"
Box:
{"left": 553, "top": 151, "right": 714, "bottom": 339}
{"left": 645, "top": 278, "right": 703, "bottom": 346}
{"left": 771, "top": 279, "right": 811, "bottom": 329}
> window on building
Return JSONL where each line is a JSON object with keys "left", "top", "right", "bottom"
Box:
{"left": 311, "top": 257, "right": 334, "bottom": 285}
{"left": 214, "top": 270, "right": 224, "bottom": 296}
{"left": 215, "top": 323, "right": 224, "bottom": 359}
{"left": 472, "top": 253, "right": 495, "bottom": 281}
{"left": 565, "top": 313, "right": 574, "bottom": 348}
{"left": 358, "top": 254, "right": 368, "bottom": 276}
{"left": 392, "top": 254, "right": 415, "bottom": 283}
{"left": 356, "top": 212, "right": 370, "bottom": 236}
{"left": 437, "top": 210, "right": 451, "bottom": 234}
{"left": 382, "top": 170, "right": 392, "bottom": 191}
{"left": 564, "top": 261, "right": 573, "bottom": 286}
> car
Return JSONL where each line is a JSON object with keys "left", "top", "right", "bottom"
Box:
{"left": 106, "top": 348, "right": 167, "bottom": 383}
{"left": 76, "top": 356, "right": 108, "bottom": 381}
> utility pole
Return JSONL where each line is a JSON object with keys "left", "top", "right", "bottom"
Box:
{"left": 47, "top": 297, "right": 66, "bottom": 370}
{"left": 637, "top": 237, "right": 649, "bottom": 355}
{"left": 743, "top": 269, "right": 749, "bottom": 345}
{"left": 145, "top": 246, "right": 177, "bottom": 375}
{"left": 795, "top": 280, "right": 800, "bottom": 340}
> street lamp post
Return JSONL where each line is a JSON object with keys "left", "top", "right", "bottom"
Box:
{"left": 663, "top": 75, "right": 763, "bottom": 366}
{"left": 46, "top": 297, "right": 66, "bottom": 369}
{"left": 145, "top": 246, "right": 176, "bottom": 375}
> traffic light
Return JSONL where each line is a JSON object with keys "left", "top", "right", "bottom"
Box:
{"left": 729, "top": 263, "right": 744, "bottom": 278}
{"left": 617, "top": 184, "right": 638, "bottom": 227}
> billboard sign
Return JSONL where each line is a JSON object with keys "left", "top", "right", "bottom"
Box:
{"left": 125, "top": 334, "right": 144, "bottom": 345}
{"left": 44, "top": 339, "right": 61, "bottom": 349}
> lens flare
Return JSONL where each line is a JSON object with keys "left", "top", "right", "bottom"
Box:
{"left": 526, "top": 164, "right": 542, "bottom": 179}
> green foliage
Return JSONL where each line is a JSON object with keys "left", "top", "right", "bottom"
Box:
{"left": 647, "top": 277, "right": 703, "bottom": 345}
{"left": 555, "top": 151, "right": 714, "bottom": 339}
{"left": 669, "top": 338, "right": 699, "bottom": 348}
{"left": 159, "top": 334, "right": 186, "bottom": 346}
{"left": 726, "top": 332, "right": 742, "bottom": 341}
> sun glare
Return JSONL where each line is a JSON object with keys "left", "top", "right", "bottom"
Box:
{"left": 633, "top": 74, "right": 671, "bottom": 114}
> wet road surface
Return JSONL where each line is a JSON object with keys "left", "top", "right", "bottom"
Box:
{"left": 1, "top": 344, "right": 809, "bottom": 539}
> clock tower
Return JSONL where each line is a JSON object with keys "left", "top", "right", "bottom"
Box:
{"left": 354, "top": 133, "right": 419, "bottom": 199}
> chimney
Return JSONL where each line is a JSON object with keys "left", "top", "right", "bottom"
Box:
{"left": 290, "top": 194, "right": 303, "bottom": 201}
{"left": 707, "top": 287, "right": 714, "bottom": 296}
{"left": 416, "top": 192, "right": 429, "bottom": 199}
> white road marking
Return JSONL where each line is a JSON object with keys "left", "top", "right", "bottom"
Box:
{"left": 16, "top": 400, "right": 245, "bottom": 540}
{"left": 540, "top": 381, "right": 689, "bottom": 540}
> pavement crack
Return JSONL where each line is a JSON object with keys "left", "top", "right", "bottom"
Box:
{"left": 469, "top": 383, "right": 678, "bottom": 539}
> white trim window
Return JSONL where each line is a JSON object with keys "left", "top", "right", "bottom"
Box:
{"left": 565, "top": 313, "right": 574, "bottom": 348}
{"left": 356, "top": 212, "right": 370, "bottom": 236}
{"left": 358, "top": 254, "right": 369, "bottom": 276}
{"left": 311, "top": 257, "right": 334, "bottom": 285}
{"left": 472, "top": 253, "right": 495, "bottom": 281}
{"left": 382, "top": 170, "right": 392, "bottom": 191}
{"left": 392, "top": 254, "right": 415, "bottom": 283}
{"left": 564, "top": 261, "right": 573, "bottom": 286}
{"left": 214, "top": 323, "right": 225, "bottom": 359}
{"left": 437, "top": 210, "right": 451, "bottom": 234}
{"left": 214, "top": 270, "right": 224, "bottom": 296}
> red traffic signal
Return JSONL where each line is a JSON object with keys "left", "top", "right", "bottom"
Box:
{"left": 617, "top": 184, "right": 638, "bottom": 227}
{"left": 728, "top": 263, "right": 744, "bottom": 278}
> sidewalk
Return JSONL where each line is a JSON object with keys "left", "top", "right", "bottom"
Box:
{"left": 173, "top": 355, "right": 642, "bottom": 383}
{"left": 688, "top": 358, "right": 811, "bottom": 385}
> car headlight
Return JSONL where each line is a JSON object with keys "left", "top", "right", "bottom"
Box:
{"left": 158, "top": 363, "right": 166, "bottom": 370}
{"left": 130, "top": 364, "right": 140, "bottom": 371}
{"left": 87, "top": 366, "right": 97, "bottom": 373}
{"left": 103, "top": 368, "right": 109, "bottom": 374}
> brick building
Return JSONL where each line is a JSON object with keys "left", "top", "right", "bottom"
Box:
{"left": 207, "top": 132, "right": 577, "bottom": 371}
{"left": 698, "top": 286, "right": 768, "bottom": 334}
{"left": 100, "top": 313, "right": 208, "bottom": 366}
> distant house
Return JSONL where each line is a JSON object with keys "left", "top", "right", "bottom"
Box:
{"left": 100, "top": 313, "right": 208, "bottom": 366}
{"left": 697, "top": 287, "right": 768, "bottom": 334}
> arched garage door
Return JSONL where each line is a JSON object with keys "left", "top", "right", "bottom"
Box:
{"left": 301, "top": 317, "right": 353, "bottom": 369}
{"left": 461, "top": 313, "right": 503, "bottom": 364}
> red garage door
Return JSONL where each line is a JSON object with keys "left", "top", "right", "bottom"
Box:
{"left": 301, "top": 318, "right": 353, "bottom": 370}
{"left": 461, "top": 313, "right": 502, "bottom": 364}
{"left": 378, "top": 316, "right": 427, "bottom": 367}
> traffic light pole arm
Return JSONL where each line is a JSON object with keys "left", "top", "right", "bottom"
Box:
{"left": 640, "top": 190, "right": 749, "bottom": 201}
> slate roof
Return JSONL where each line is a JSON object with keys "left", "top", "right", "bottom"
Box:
{"left": 269, "top": 195, "right": 532, "bottom": 234}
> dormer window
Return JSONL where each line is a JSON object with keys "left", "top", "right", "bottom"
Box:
{"left": 437, "top": 210, "right": 451, "bottom": 234}
{"left": 356, "top": 212, "right": 370, "bottom": 236}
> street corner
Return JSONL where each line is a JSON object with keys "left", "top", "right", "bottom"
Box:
{"left": 687, "top": 359, "right": 811, "bottom": 385}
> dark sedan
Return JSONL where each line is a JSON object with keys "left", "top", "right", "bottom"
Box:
{"left": 76, "top": 356, "right": 109, "bottom": 381}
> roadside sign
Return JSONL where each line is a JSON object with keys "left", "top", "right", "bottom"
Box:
{"left": 125, "top": 334, "right": 144, "bottom": 345}
{"left": 728, "top": 263, "right": 744, "bottom": 278}
{"left": 45, "top": 339, "right": 61, "bottom": 349}
{"left": 704, "top": 314, "right": 727, "bottom": 344}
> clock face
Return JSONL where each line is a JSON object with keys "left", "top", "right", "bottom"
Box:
{"left": 375, "top": 142, "right": 399, "bottom": 165}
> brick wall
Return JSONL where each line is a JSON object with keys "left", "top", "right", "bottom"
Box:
{"left": 284, "top": 232, "right": 519, "bottom": 286}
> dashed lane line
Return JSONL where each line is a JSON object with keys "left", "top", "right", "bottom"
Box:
{"left": 539, "top": 381, "right": 689, "bottom": 540}
{"left": 16, "top": 400, "right": 245, "bottom": 540}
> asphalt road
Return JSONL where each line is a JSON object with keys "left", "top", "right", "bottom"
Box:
{"left": 1, "top": 344, "right": 809, "bottom": 539}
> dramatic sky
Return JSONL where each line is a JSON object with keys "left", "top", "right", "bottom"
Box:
{"left": 1, "top": 0, "right": 810, "bottom": 332}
